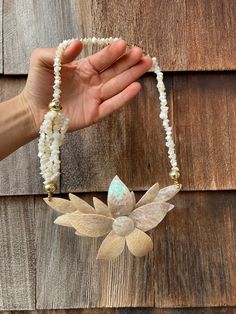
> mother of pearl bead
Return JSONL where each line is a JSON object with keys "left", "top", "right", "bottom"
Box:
{"left": 112, "top": 216, "right": 135, "bottom": 237}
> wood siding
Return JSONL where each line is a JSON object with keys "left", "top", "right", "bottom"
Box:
{"left": 0, "top": 0, "right": 235, "bottom": 312}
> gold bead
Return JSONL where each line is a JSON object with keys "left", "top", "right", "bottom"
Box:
{"left": 48, "top": 102, "right": 62, "bottom": 111}
{"left": 44, "top": 182, "right": 57, "bottom": 193}
{"left": 169, "top": 169, "right": 180, "bottom": 181}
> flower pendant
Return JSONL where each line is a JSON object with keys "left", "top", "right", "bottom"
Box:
{"left": 44, "top": 175, "right": 181, "bottom": 260}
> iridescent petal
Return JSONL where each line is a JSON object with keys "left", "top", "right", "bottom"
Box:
{"left": 93, "top": 197, "right": 112, "bottom": 217}
{"left": 126, "top": 228, "right": 153, "bottom": 257}
{"left": 108, "top": 175, "right": 134, "bottom": 217}
{"left": 135, "top": 182, "right": 160, "bottom": 208}
{"left": 129, "top": 202, "right": 174, "bottom": 232}
{"left": 69, "top": 193, "right": 95, "bottom": 214}
{"left": 154, "top": 184, "right": 182, "bottom": 203}
{"left": 44, "top": 197, "right": 77, "bottom": 214}
{"left": 96, "top": 231, "right": 125, "bottom": 260}
{"left": 67, "top": 213, "right": 113, "bottom": 237}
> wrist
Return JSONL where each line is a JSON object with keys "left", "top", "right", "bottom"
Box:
{"left": 17, "top": 92, "right": 40, "bottom": 139}
{"left": 19, "top": 90, "right": 49, "bottom": 136}
{"left": 0, "top": 94, "right": 39, "bottom": 160}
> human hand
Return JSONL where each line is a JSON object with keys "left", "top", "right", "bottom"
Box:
{"left": 20, "top": 39, "right": 152, "bottom": 133}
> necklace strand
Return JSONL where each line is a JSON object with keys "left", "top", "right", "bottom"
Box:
{"left": 38, "top": 37, "right": 180, "bottom": 200}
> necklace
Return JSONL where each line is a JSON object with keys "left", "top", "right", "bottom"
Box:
{"left": 38, "top": 37, "right": 182, "bottom": 260}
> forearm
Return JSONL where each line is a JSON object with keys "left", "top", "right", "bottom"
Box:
{"left": 0, "top": 94, "right": 39, "bottom": 160}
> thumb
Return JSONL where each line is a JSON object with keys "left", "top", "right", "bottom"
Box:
{"left": 31, "top": 40, "right": 83, "bottom": 67}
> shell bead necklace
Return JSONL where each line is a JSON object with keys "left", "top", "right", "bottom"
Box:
{"left": 38, "top": 37, "right": 182, "bottom": 259}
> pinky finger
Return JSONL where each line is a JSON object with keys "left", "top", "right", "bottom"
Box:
{"left": 97, "top": 82, "right": 141, "bottom": 121}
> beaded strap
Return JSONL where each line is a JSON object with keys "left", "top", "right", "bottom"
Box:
{"left": 38, "top": 37, "right": 180, "bottom": 200}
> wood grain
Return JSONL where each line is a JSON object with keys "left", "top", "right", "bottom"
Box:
{"left": 61, "top": 75, "right": 172, "bottom": 193}
{"left": 3, "top": 0, "right": 236, "bottom": 74}
{"left": 154, "top": 191, "right": 236, "bottom": 307}
{"left": 0, "top": 0, "right": 2, "bottom": 73}
{"left": 0, "top": 196, "right": 35, "bottom": 310}
{"left": 174, "top": 72, "right": 236, "bottom": 190}
{"left": 35, "top": 191, "right": 235, "bottom": 308}
{"left": 2, "top": 307, "right": 236, "bottom": 314}
{"left": 0, "top": 77, "right": 50, "bottom": 195}
{"left": 2, "top": 308, "right": 236, "bottom": 314}
{"left": 3, "top": 0, "right": 92, "bottom": 74}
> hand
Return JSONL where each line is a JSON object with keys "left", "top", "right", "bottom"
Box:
{"left": 20, "top": 39, "right": 152, "bottom": 133}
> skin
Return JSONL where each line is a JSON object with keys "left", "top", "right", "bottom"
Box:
{"left": 0, "top": 39, "right": 152, "bottom": 160}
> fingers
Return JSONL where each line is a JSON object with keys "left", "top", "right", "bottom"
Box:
{"left": 61, "top": 40, "right": 83, "bottom": 64}
{"left": 100, "top": 46, "right": 143, "bottom": 82}
{"left": 30, "top": 40, "right": 83, "bottom": 67}
{"left": 100, "top": 56, "right": 152, "bottom": 101}
{"left": 88, "top": 39, "right": 127, "bottom": 72}
{"left": 97, "top": 82, "right": 141, "bottom": 121}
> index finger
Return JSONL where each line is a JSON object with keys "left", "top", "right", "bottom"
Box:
{"left": 87, "top": 39, "right": 128, "bottom": 72}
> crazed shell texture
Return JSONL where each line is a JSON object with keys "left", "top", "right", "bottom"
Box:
{"left": 44, "top": 175, "right": 181, "bottom": 260}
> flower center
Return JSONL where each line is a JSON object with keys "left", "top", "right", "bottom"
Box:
{"left": 112, "top": 216, "right": 135, "bottom": 236}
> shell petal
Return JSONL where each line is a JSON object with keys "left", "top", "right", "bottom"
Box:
{"left": 96, "top": 231, "right": 125, "bottom": 260}
{"left": 43, "top": 197, "right": 77, "bottom": 214}
{"left": 108, "top": 175, "right": 134, "bottom": 217}
{"left": 154, "top": 184, "right": 182, "bottom": 203}
{"left": 75, "top": 230, "right": 87, "bottom": 237}
{"left": 67, "top": 213, "right": 113, "bottom": 237}
{"left": 54, "top": 214, "right": 74, "bottom": 227}
{"left": 126, "top": 228, "right": 153, "bottom": 257}
{"left": 135, "top": 182, "right": 160, "bottom": 208}
{"left": 129, "top": 202, "right": 174, "bottom": 232}
{"left": 93, "top": 197, "right": 112, "bottom": 217}
{"left": 69, "top": 193, "right": 95, "bottom": 214}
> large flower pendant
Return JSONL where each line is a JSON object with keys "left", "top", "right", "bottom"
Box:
{"left": 44, "top": 175, "right": 181, "bottom": 260}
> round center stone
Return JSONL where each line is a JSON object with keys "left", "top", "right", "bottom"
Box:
{"left": 112, "top": 216, "right": 135, "bottom": 236}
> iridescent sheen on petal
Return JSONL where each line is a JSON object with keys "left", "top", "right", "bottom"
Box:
{"left": 129, "top": 202, "right": 174, "bottom": 232}
{"left": 126, "top": 228, "right": 153, "bottom": 257}
{"left": 108, "top": 175, "right": 134, "bottom": 217}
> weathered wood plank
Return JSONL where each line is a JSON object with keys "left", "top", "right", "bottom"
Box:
{"left": 0, "top": 0, "right": 3, "bottom": 73}
{"left": 35, "top": 192, "right": 154, "bottom": 309}
{"left": 0, "top": 196, "right": 35, "bottom": 310}
{"left": 2, "top": 308, "right": 236, "bottom": 314}
{"left": 186, "top": 0, "right": 236, "bottom": 71}
{"left": 90, "top": 0, "right": 236, "bottom": 71}
{"left": 154, "top": 191, "right": 236, "bottom": 307}
{"left": 61, "top": 75, "right": 172, "bottom": 193}
{"left": 0, "top": 77, "right": 48, "bottom": 195}
{"left": 36, "top": 191, "right": 235, "bottom": 308}
{"left": 3, "top": 0, "right": 92, "bottom": 74}
{"left": 3, "top": 0, "right": 236, "bottom": 73}
{"left": 174, "top": 72, "right": 236, "bottom": 190}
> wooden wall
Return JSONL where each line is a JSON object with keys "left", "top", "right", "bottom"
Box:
{"left": 0, "top": 0, "right": 235, "bottom": 313}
